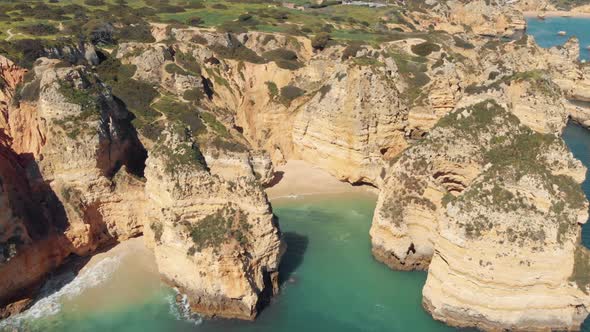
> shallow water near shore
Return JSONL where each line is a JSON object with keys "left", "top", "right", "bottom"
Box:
{"left": 563, "top": 122, "right": 590, "bottom": 332}
{"left": 563, "top": 122, "right": 590, "bottom": 248}
{"left": 1, "top": 192, "right": 461, "bottom": 332}
{"left": 4, "top": 123, "right": 590, "bottom": 331}
{"left": 526, "top": 16, "right": 590, "bottom": 60}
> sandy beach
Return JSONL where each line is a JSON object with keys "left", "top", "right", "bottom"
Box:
{"left": 265, "top": 160, "right": 375, "bottom": 200}
{"left": 59, "top": 237, "right": 162, "bottom": 313}
{"left": 524, "top": 10, "right": 590, "bottom": 18}
{"left": 6, "top": 160, "right": 374, "bottom": 325}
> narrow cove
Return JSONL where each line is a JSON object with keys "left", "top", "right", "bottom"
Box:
{"left": 2, "top": 191, "right": 461, "bottom": 331}
{"left": 5, "top": 17, "right": 590, "bottom": 331}
{"left": 4, "top": 124, "right": 590, "bottom": 332}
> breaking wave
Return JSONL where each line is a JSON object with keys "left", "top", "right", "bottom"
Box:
{"left": 0, "top": 254, "right": 123, "bottom": 330}
{"left": 167, "top": 287, "right": 203, "bottom": 326}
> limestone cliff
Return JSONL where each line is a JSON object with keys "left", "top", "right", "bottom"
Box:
{"left": 372, "top": 100, "right": 590, "bottom": 330}
{"left": 424, "top": 103, "right": 590, "bottom": 331}
{"left": 0, "top": 57, "right": 148, "bottom": 315}
{"left": 0, "top": 53, "right": 284, "bottom": 321}
{"left": 115, "top": 28, "right": 416, "bottom": 187}
{"left": 292, "top": 64, "right": 407, "bottom": 185}
{"left": 2, "top": 3, "right": 590, "bottom": 329}
{"left": 144, "top": 126, "right": 282, "bottom": 320}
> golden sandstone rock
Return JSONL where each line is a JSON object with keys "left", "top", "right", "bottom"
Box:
{"left": 3, "top": 3, "right": 590, "bottom": 328}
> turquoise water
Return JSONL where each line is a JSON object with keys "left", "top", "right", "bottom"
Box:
{"left": 3, "top": 193, "right": 459, "bottom": 332}
{"left": 563, "top": 122, "right": 590, "bottom": 332}
{"left": 2, "top": 124, "right": 589, "bottom": 332}
{"left": 200, "top": 194, "right": 457, "bottom": 332}
{"left": 526, "top": 16, "right": 590, "bottom": 60}
{"left": 562, "top": 122, "right": 590, "bottom": 247}
{"left": 5, "top": 123, "right": 590, "bottom": 332}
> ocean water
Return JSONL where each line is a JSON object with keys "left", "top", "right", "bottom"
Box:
{"left": 526, "top": 16, "right": 590, "bottom": 60}
{"left": 5, "top": 18, "right": 590, "bottom": 330}
{"left": 563, "top": 122, "right": 590, "bottom": 332}
{"left": 3, "top": 124, "right": 590, "bottom": 331}
{"left": 1, "top": 193, "right": 460, "bottom": 332}
{"left": 562, "top": 122, "right": 590, "bottom": 247}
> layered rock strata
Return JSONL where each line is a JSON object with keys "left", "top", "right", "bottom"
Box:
{"left": 372, "top": 100, "right": 590, "bottom": 330}
{"left": 0, "top": 57, "right": 283, "bottom": 320}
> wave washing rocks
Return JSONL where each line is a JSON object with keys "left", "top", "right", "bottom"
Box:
{"left": 2, "top": 0, "right": 590, "bottom": 330}
{"left": 372, "top": 100, "right": 590, "bottom": 330}
{"left": 0, "top": 54, "right": 282, "bottom": 321}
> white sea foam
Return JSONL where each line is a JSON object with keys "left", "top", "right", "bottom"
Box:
{"left": 167, "top": 287, "right": 203, "bottom": 326}
{"left": 0, "top": 254, "right": 123, "bottom": 329}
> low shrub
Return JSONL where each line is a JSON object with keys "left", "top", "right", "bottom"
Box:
{"left": 217, "top": 21, "right": 248, "bottom": 34}
{"left": 84, "top": 0, "right": 106, "bottom": 6}
{"left": 161, "top": 4, "right": 185, "bottom": 13}
{"left": 187, "top": 17, "right": 203, "bottom": 26}
{"left": 153, "top": 96, "right": 205, "bottom": 136}
{"left": 116, "top": 22, "right": 155, "bottom": 43}
{"left": 342, "top": 43, "right": 364, "bottom": 60}
{"left": 210, "top": 39, "right": 265, "bottom": 63}
{"left": 165, "top": 63, "right": 190, "bottom": 76}
{"left": 211, "top": 136, "right": 248, "bottom": 153}
{"left": 150, "top": 222, "right": 163, "bottom": 242}
{"left": 265, "top": 81, "right": 278, "bottom": 99}
{"left": 95, "top": 57, "right": 136, "bottom": 82}
{"left": 280, "top": 85, "right": 304, "bottom": 105}
{"left": 453, "top": 36, "right": 475, "bottom": 49}
{"left": 183, "top": 87, "right": 204, "bottom": 102}
{"left": 175, "top": 50, "right": 201, "bottom": 75}
{"left": 186, "top": 206, "right": 250, "bottom": 251}
{"left": 311, "top": 32, "right": 330, "bottom": 51}
{"left": 263, "top": 48, "right": 302, "bottom": 70}
{"left": 318, "top": 84, "right": 331, "bottom": 101}
{"left": 83, "top": 20, "right": 115, "bottom": 45}
{"left": 201, "top": 112, "right": 229, "bottom": 137}
{"left": 111, "top": 79, "right": 158, "bottom": 113}
{"left": 190, "top": 35, "right": 208, "bottom": 45}
{"left": 410, "top": 42, "right": 441, "bottom": 56}
{"left": 18, "top": 23, "right": 59, "bottom": 36}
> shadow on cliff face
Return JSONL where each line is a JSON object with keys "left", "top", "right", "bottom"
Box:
{"left": 19, "top": 153, "right": 69, "bottom": 234}
{"left": 278, "top": 232, "right": 309, "bottom": 286}
{"left": 96, "top": 95, "right": 148, "bottom": 179}
{"left": 264, "top": 171, "right": 284, "bottom": 189}
{"left": 0, "top": 147, "right": 73, "bottom": 313}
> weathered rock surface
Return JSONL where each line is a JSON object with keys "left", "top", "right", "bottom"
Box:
{"left": 0, "top": 52, "right": 285, "bottom": 321}
{"left": 372, "top": 100, "right": 590, "bottom": 330}
{"left": 3, "top": 3, "right": 590, "bottom": 329}
{"left": 292, "top": 65, "right": 408, "bottom": 185}
{"left": 0, "top": 58, "right": 148, "bottom": 313}
{"left": 144, "top": 126, "right": 282, "bottom": 320}
{"left": 424, "top": 104, "right": 590, "bottom": 331}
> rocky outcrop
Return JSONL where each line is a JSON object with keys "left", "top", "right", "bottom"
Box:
{"left": 423, "top": 109, "right": 590, "bottom": 330}
{"left": 372, "top": 100, "right": 590, "bottom": 330}
{"left": 3, "top": 3, "right": 590, "bottom": 328}
{"left": 117, "top": 29, "right": 415, "bottom": 187}
{"left": 0, "top": 55, "right": 26, "bottom": 128}
{"left": 292, "top": 65, "right": 408, "bottom": 185}
{"left": 409, "top": 0, "right": 526, "bottom": 37}
{"left": 0, "top": 58, "right": 148, "bottom": 313}
{"left": 0, "top": 53, "right": 285, "bottom": 321}
{"left": 143, "top": 126, "right": 283, "bottom": 320}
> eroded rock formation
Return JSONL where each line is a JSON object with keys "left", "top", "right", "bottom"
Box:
{"left": 2, "top": 3, "right": 590, "bottom": 329}
{"left": 0, "top": 56, "right": 283, "bottom": 320}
